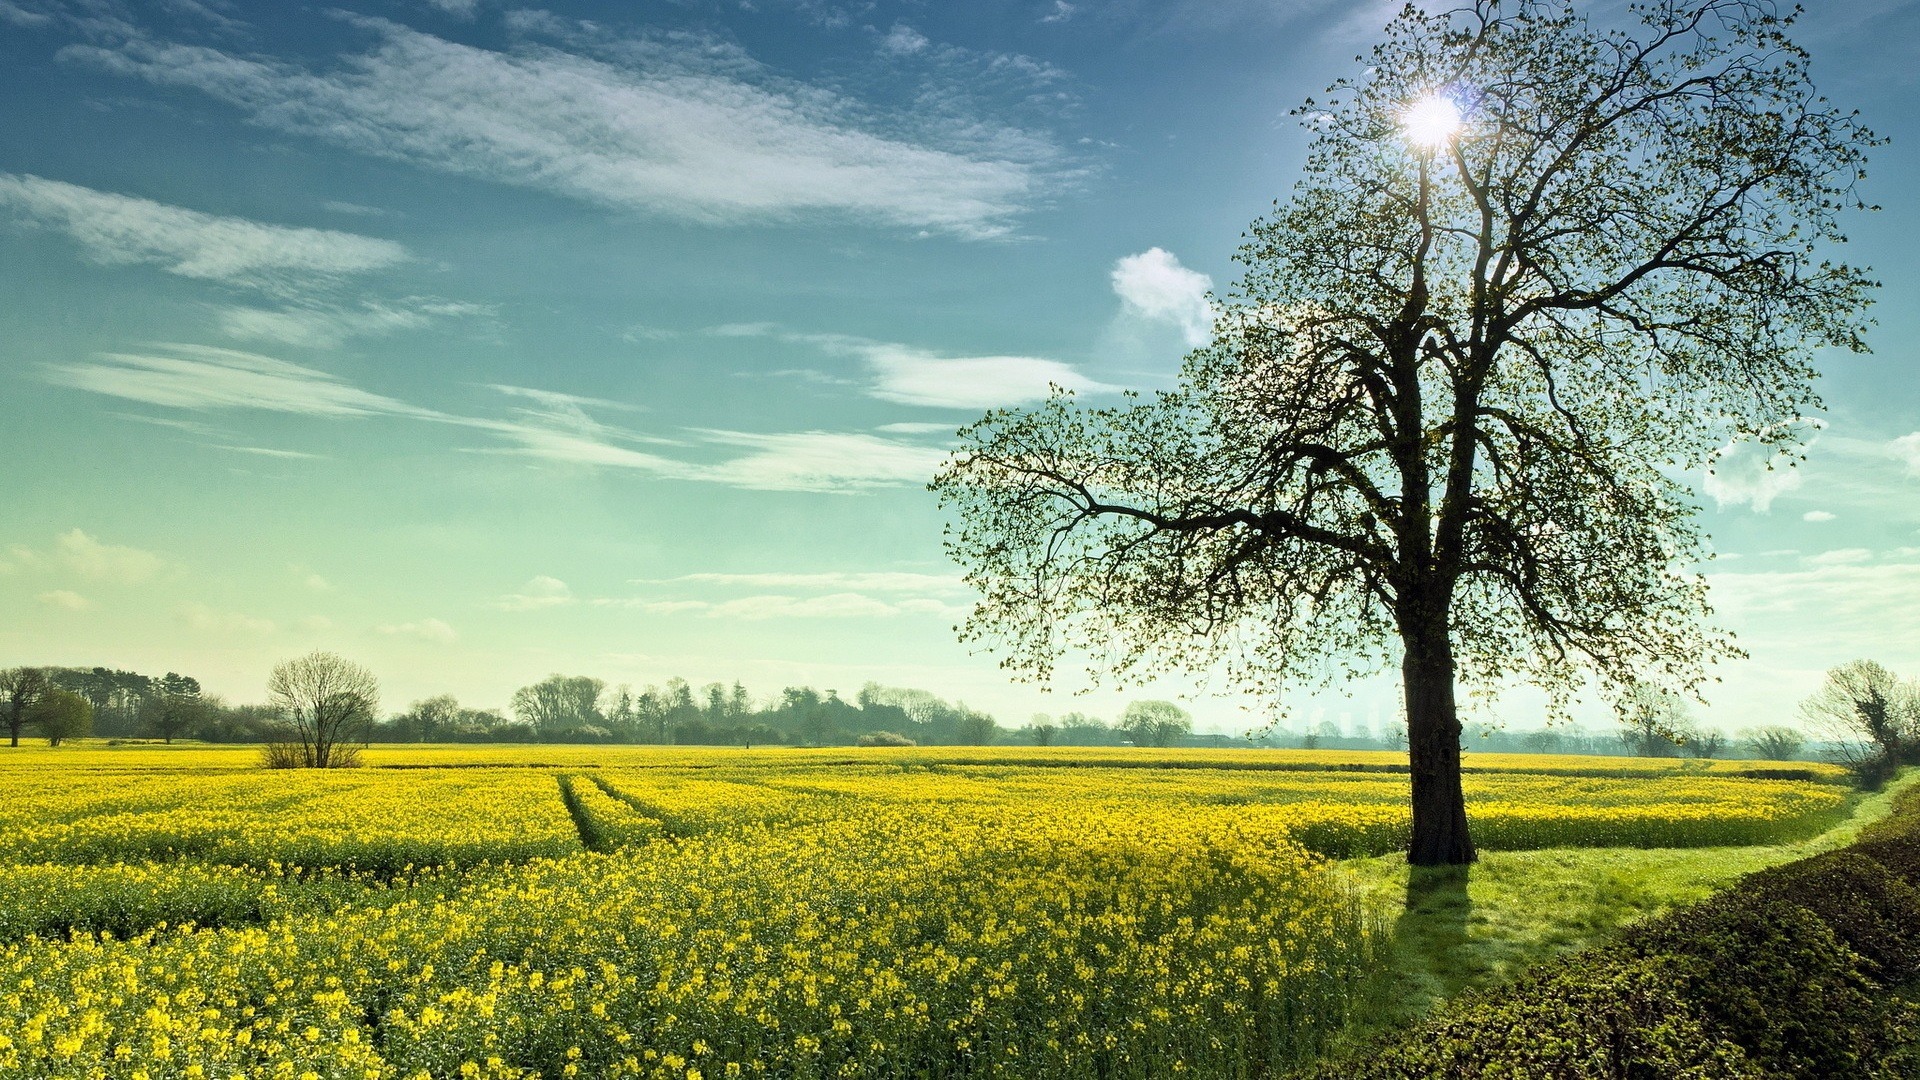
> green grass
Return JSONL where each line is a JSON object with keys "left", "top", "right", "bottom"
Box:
{"left": 1335, "top": 769, "right": 1919, "bottom": 1042}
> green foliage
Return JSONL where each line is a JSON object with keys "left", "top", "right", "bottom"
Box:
{"left": 26, "top": 687, "right": 91, "bottom": 746}
{"left": 1120, "top": 699, "right": 1194, "bottom": 748}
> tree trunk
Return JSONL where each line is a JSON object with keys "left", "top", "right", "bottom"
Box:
{"left": 1402, "top": 617, "right": 1476, "bottom": 866}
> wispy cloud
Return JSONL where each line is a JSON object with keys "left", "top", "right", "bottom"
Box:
{"left": 50, "top": 345, "right": 953, "bottom": 492}
{"left": 1806, "top": 548, "right": 1874, "bottom": 567}
{"left": 598, "top": 592, "right": 963, "bottom": 620}
{"left": 493, "top": 575, "right": 575, "bottom": 611}
{"left": 216, "top": 297, "right": 490, "bottom": 348}
{"left": 38, "top": 589, "right": 92, "bottom": 611}
{"left": 1892, "top": 433, "right": 1920, "bottom": 475}
{"left": 636, "top": 570, "right": 966, "bottom": 593}
{"left": 0, "top": 173, "right": 408, "bottom": 291}
{"left": 66, "top": 16, "right": 1062, "bottom": 238}
{"left": 45, "top": 344, "right": 444, "bottom": 418}
{"left": 605, "top": 568, "right": 969, "bottom": 620}
{"left": 377, "top": 617, "right": 458, "bottom": 642}
{"left": 1111, "top": 247, "right": 1214, "bottom": 347}
{"left": 714, "top": 325, "right": 1117, "bottom": 409}
{"left": 1709, "top": 554, "right": 1920, "bottom": 667}
{"left": 180, "top": 602, "right": 275, "bottom": 635}
{"left": 691, "top": 430, "right": 953, "bottom": 491}
{"left": 4, "top": 529, "right": 167, "bottom": 584}
{"left": 56, "top": 528, "right": 165, "bottom": 583}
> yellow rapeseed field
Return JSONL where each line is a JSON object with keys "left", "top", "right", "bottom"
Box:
{"left": 0, "top": 744, "right": 1850, "bottom": 1078}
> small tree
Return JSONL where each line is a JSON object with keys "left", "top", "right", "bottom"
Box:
{"left": 1120, "top": 700, "right": 1194, "bottom": 749}
{"left": 953, "top": 706, "right": 999, "bottom": 746}
{"left": 510, "top": 674, "right": 607, "bottom": 739}
{"left": 1618, "top": 684, "right": 1689, "bottom": 757}
{"left": 0, "top": 667, "right": 50, "bottom": 748}
{"left": 1028, "top": 714, "right": 1059, "bottom": 746}
{"left": 1742, "top": 725, "right": 1806, "bottom": 762}
{"left": 139, "top": 685, "right": 205, "bottom": 744}
{"left": 28, "top": 688, "right": 91, "bottom": 746}
{"left": 264, "top": 651, "right": 378, "bottom": 768}
{"left": 1680, "top": 726, "right": 1725, "bottom": 760}
{"left": 1800, "top": 659, "right": 1917, "bottom": 785}
{"left": 395, "top": 694, "right": 462, "bottom": 742}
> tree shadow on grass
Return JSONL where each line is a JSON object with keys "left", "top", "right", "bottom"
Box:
{"left": 1351, "top": 865, "right": 1479, "bottom": 1035}
{"left": 1395, "top": 865, "right": 1475, "bottom": 990}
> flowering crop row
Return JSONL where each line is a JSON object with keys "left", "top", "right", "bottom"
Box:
{"left": 0, "top": 803, "right": 1380, "bottom": 1079}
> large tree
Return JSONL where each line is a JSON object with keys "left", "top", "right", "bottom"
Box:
{"left": 934, "top": 0, "right": 1874, "bottom": 864}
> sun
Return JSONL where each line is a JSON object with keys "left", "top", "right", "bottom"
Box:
{"left": 1402, "top": 94, "right": 1463, "bottom": 148}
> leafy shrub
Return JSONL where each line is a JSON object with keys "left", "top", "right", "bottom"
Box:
{"left": 259, "top": 741, "right": 362, "bottom": 769}
{"left": 855, "top": 731, "right": 916, "bottom": 747}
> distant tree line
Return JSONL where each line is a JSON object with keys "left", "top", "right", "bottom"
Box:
{"left": 5, "top": 656, "right": 1904, "bottom": 764}
{"left": 378, "top": 677, "right": 1020, "bottom": 748}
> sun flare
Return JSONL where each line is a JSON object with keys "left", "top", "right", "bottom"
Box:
{"left": 1402, "top": 94, "right": 1464, "bottom": 147}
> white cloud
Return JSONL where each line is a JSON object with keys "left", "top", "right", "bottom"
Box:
{"left": 880, "top": 24, "right": 930, "bottom": 55}
{"left": 180, "top": 603, "right": 275, "bottom": 635}
{"left": 1111, "top": 247, "right": 1214, "bottom": 347}
{"left": 45, "top": 344, "right": 443, "bottom": 418}
{"left": 378, "top": 617, "right": 458, "bottom": 642}
{"left": 1802, "top": 510, "right": 1836, "bottom": 523}
{"left": 1041, "top": 2, "right": 1077, "bottom": 23}
{"left": 69, "top": 19, "right": 1058, "bottom": 238}
{"left": 494, "top": 575, "right": 574, "bottom": 611}
{"left": 1702, "top": 434, "right": 1811, "bottom": 512}
{"left": 38, "top": 589, "right": 92, "bottom": 611}
{"left": 301, "top": 571, "right": 335, "bottom": 592}
{"left": 1807, "top": 548, "right": 1874, "bottom": 567}
{"left": 1892, "top": 433, "right": 1920, "bottom": 475}
{"left": 0, "top": 173, "right": 408, "bottom": 291}
{"left": 54, "top": 529, "right": 163, "bottom": 583}
{"left": 858, "top": 343, "right": 1116, "bottom": 408}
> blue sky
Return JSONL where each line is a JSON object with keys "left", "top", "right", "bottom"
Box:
{"left": 1, "top": 0, "right": 1916, "bottom": 735}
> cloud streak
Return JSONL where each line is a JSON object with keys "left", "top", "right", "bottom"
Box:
{"left": 715, "top": 325, "right": 1118, "bottom": 408}
{"left": 48, "top": 345, "right": 954, "bottom": 492}
{"left": 45, "top": 344, "right": 443, "bottom": 418}
{"left": 0, "top": 172, "right": 408, "bottom": 290}
{"left": 66, "top": 17, "right": 1060, "bottom": 238}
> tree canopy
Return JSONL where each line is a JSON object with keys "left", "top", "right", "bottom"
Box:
{"left": 934, "top": 0, "right": 1875, "bottom": 864}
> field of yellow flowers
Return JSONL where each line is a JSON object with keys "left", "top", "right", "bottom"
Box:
{"left": 0, "top": 745, "right": 1851, "bottom": 1078}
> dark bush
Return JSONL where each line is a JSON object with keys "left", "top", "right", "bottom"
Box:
{"left": 1308, "top": 952, "right": 1759, "bottom": 1080}
{"left": 1623, "top": 891, "right": 1881, "bottom": 1078}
